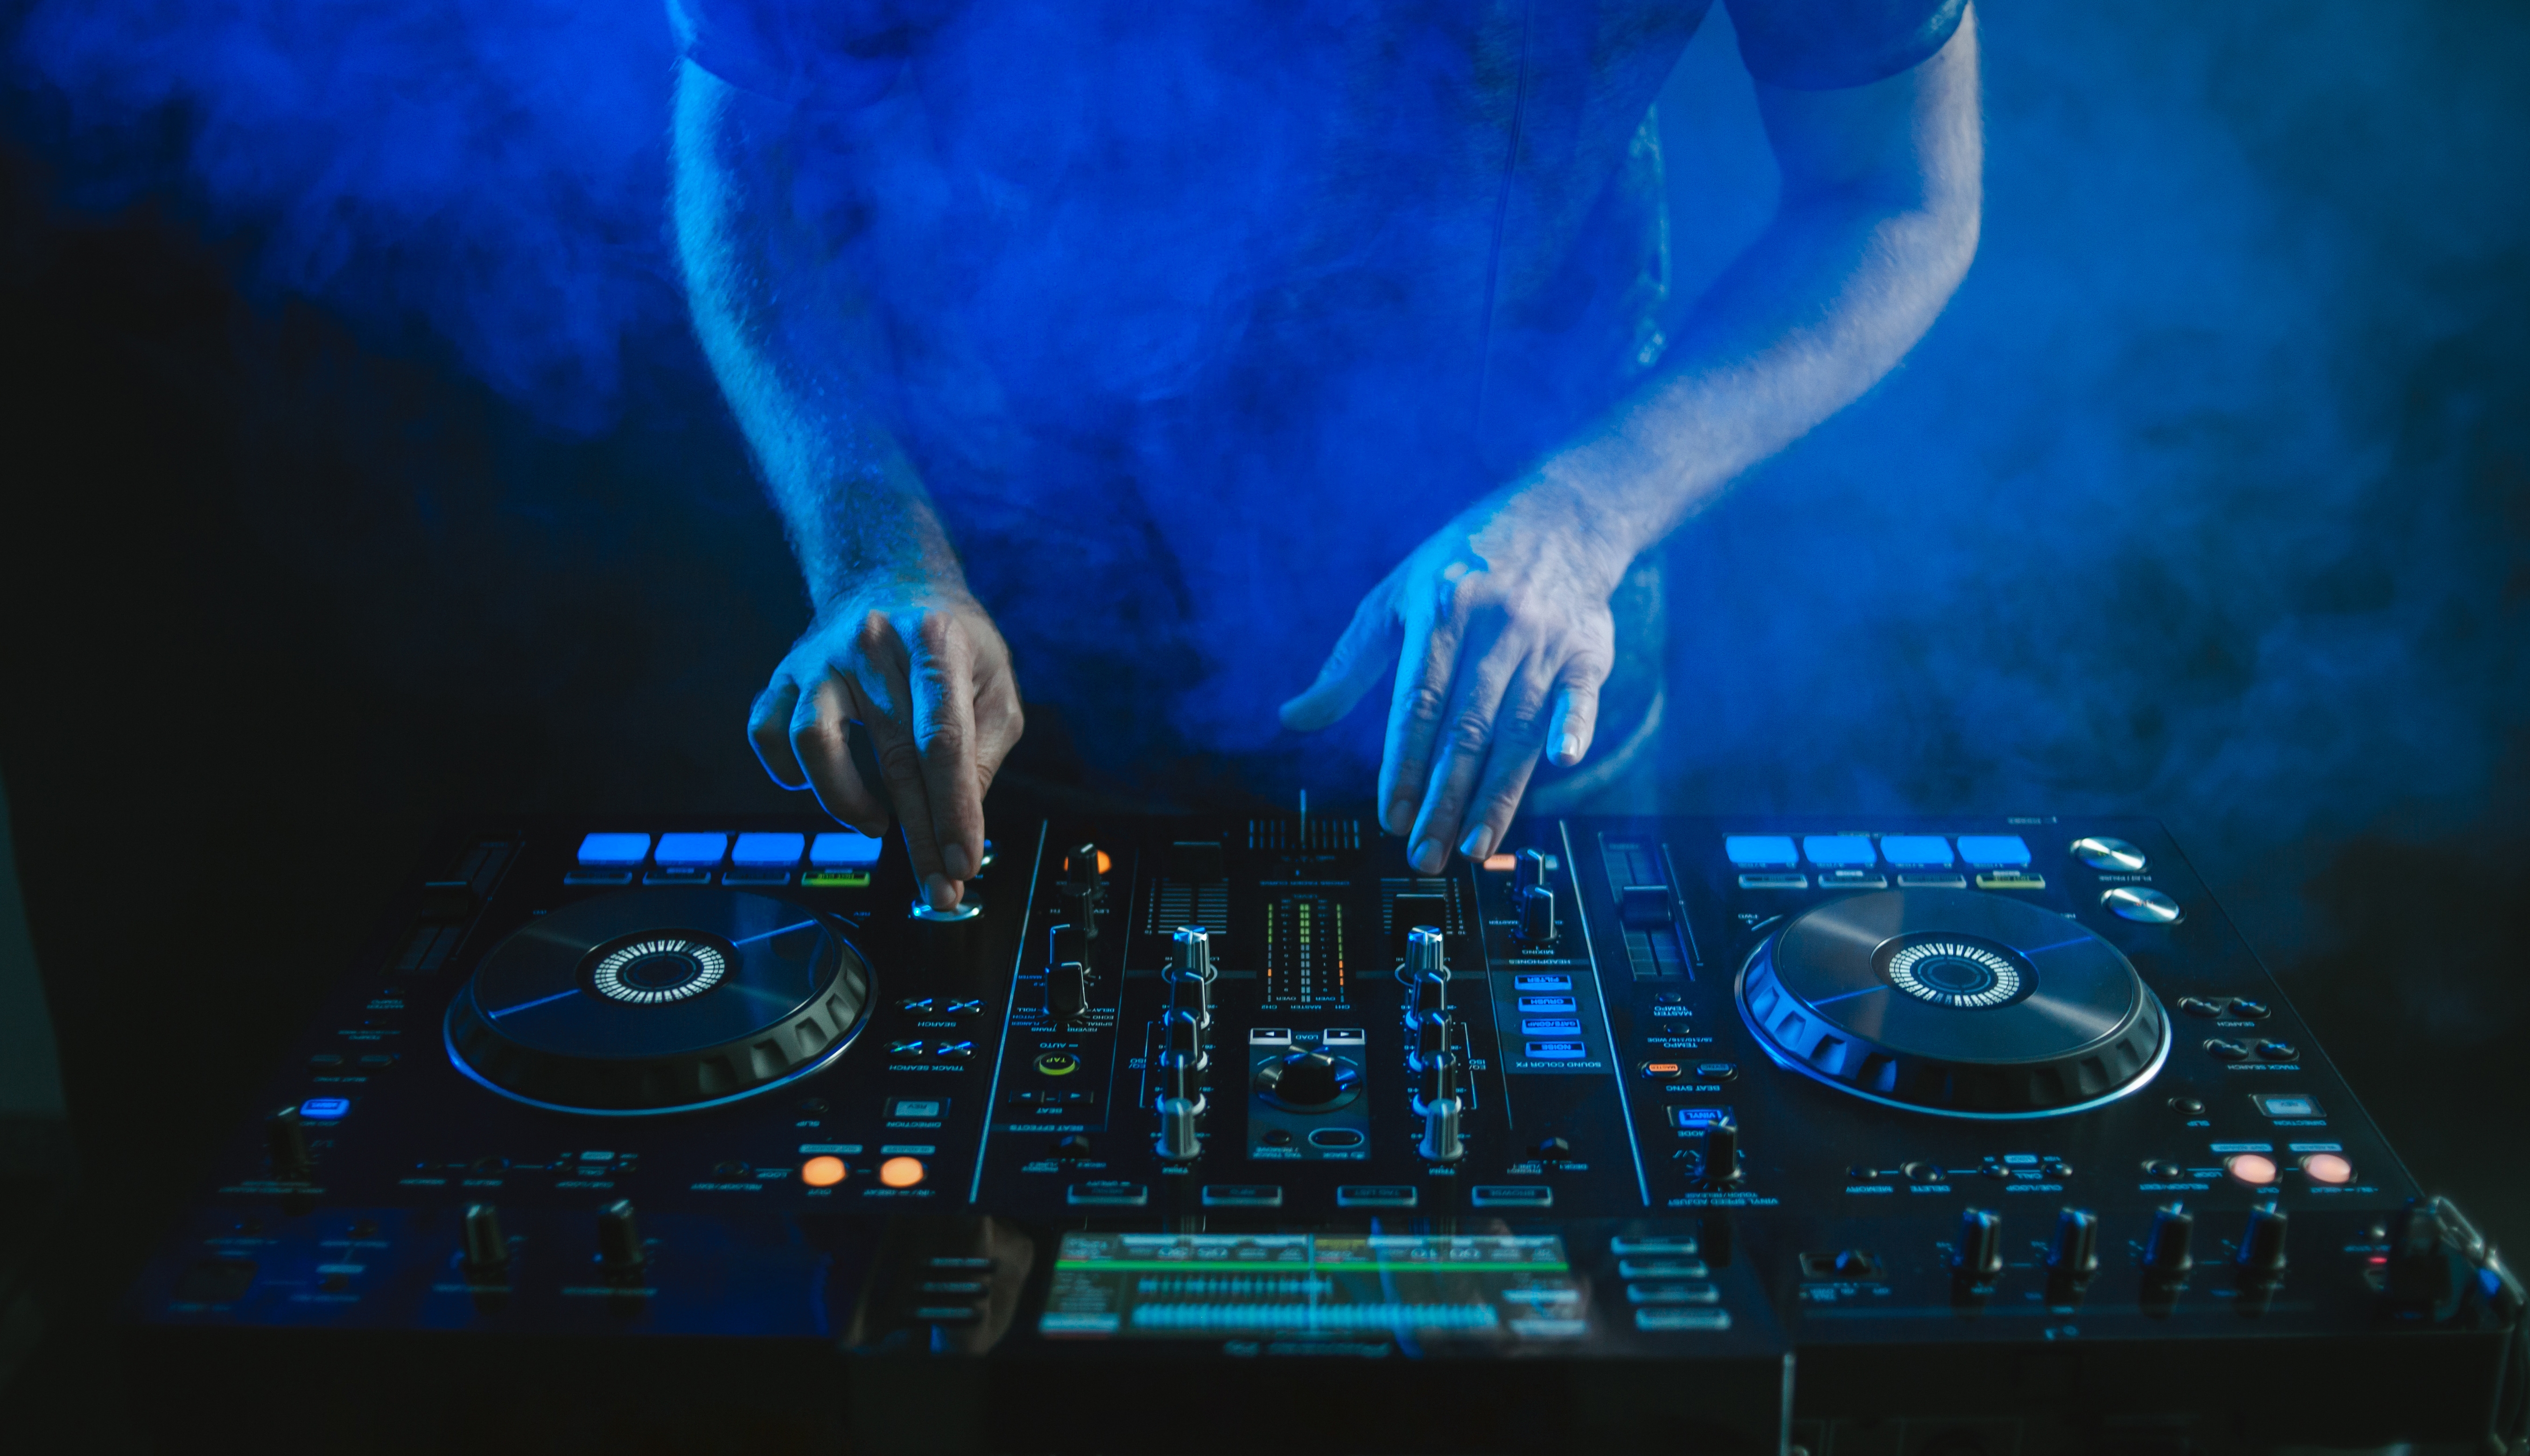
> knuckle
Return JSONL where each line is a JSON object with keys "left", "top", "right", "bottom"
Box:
{"left": 1445, "top": 710, "right": 1493, "bottom": 753}
{"left": 1404, "top": 685, "right": 1450, "bottom": 725}
{"left": 875, "top": 740, "right": 926, "bottom": 782}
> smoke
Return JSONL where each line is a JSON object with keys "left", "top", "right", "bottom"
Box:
{"left": 10, "top": 0, "right": 681, "bottom": 431}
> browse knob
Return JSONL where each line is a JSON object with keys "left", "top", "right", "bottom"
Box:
{"left": 461, "top": 1203, "right": 509, "bottom": 1269}
{"left": 596, "top": 1199, "right": 646, "bottom": 1273}
{"left": 1157, "top": 1096, "right": 1202, "bottom": 1161}
{"left": 2046, "top": 1207, "right": 2100, "bottom": 1281}
{"left": 1952, "top": 1208, "right": 2004, "bottom": 1281}
{"left": 266, "top": 1107, "right": 312, "bottom": 1180}
{"left": 1517, "top": 885, "right": 1557, "bottom": 944}
{"left": 2236, "top": 1205, "right": 2288, "bottom": 1278}
{"left": 2143, "top": 1204, "right": 2194, "bottom": 1276}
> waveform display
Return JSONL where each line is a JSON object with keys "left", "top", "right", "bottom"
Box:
{"left": 1128, "top": 1301, "right": 1500, "bottom": 1332}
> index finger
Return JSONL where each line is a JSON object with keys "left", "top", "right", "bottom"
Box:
{"left": 1378, "top": 597, "right": 1459, "bottom": 840}
{"left": 904, "top": 615, "right": 985, "bottom": 883}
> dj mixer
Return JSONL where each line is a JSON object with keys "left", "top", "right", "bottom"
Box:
{"left": 125, "top": 815, "right": 2523, "bottom": 1454}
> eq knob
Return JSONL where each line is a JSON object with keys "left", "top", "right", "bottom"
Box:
{"left": 1157, "top": 1097, "right": 1202, "bottom": 1161}
{"left": 2236, "top": 1205, "right": 2288, "bottom": 1280}
{"left": 1417, "top": 1054, "right": 1465, "bottom": 1163}
{"left": 1161, "top": 1008, "right": 1208, "bottom": 1076}
{"left": 1405, "top": 925, "right": 1449, "bottom": 1024}
{"left": 1048, "top": 921, "right": 1088, "bottom": 968}
{"left": 2143, "top": 1204, "right": 2195, "bottom": 1277}
{"left": 1063, "top": 843, "right": 1103, "bottom": 899}
{"left": 1952, "top": 1208, "right": 2004, "bottom": 1282}
{"left": 461, "top": 1203, "right": 510, "bottom": 1271}
{"left": 596, "top": 1199, "right": 647, "bottom": 1274}
{"left": 1516, "top": 885, "right": 1557, "bottom": 945}
{"left": 1168, "top": 926, "right": 1215, "bottom": 1029}
{"left": 1409, "top": 1009, "right": 1451, "bottom": 1073}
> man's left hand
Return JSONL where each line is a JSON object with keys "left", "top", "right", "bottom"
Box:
{"left": 1280, "top": 479, "right": 1633, "bottom": 872}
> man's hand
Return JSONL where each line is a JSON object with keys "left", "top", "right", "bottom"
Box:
{"left": 748, "top": 589, "right": 1023, "bottom": 911}
{"left": 1281, "top": 482, "right": 1628, "bottom": 873}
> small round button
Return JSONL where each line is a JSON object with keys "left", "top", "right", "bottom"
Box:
{"left": 2225, "top": 1153, "right": 2279, "bottom": 1186}
{"left": 878, "top": 1156, "right": 926, "bottom": 1189}
{"left": 2169, "top": 1097, "right": 2207, "bottom": 1116}
{"left": 1034, "top": 1051, "right": 1081, "bottom": 1077}
{"left": 1902, "top": 1160, "right": 1942, "bottom": 1183}
{"left": 1693, "top": 1062, "right": 1739, "bottom": 1081}
{"left": 2104, "top": 886, "right": 2183, "bottom": 924}
{"left": 2071, "top": 836, "right": 2148, "bottom": 873}
{"left": 800, "top": 1155, "right": 847, "bottom": 1188}
{"left": 2205, "top": 1039, "right": 2252, "bottom": 1062}
{"left": 2142, "top": 1159, "right": 2183, "bottom": 1178}
{"left": 2227, "top": 998, "right": 2271, "bottom": 1020}
{"left": 2301, "top": 1153, "right": 2354, "bottom": 1185}
{"left": 2177, "top": 997, "right": 2223, "bottom": 1017}
{"left": 2257, "top": 1040, "right": 2299, "bottom": 1061}
{"left": 1640, "top": 1061, "right": 1683, "bottom": 1079}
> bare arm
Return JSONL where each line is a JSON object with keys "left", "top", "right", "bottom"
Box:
{"left": 674, "top": 60, "right": 1020, "bottom": 910}
{"left": 1284, "top": 9, "right": 1983, "bottom": 870}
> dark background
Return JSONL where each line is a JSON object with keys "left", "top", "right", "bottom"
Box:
{"left": 1, "top": 0, "right": 2525, "bottom": 1443}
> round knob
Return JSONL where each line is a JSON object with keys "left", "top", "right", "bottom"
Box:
{"left": 2103, "top": 886, "right": 2183, "bottom": 924}
{"left": 1064, "top": 843, "right": 1102, "bottom": 897}
{"left": 2047, "top": 1207, "right": 2100, "bottom": 1280}
{"left": 1406, "top": 925, "right": 1446, "bottom": 978}
{"left": 1254, "top": 1049, "right": 1361, "bottom": 1112}
{"left": 2071, "top": 836, "right": 2148, "bottom": 873}
{"left": 1171, "top": 925, "right": 1214, "bottom": 980}
{"left": 1409, "top": 1010, "right": 1451, "bottom": 1072}
{"left": 1161, "top": 1008, "right": 1207, "bottom": 1073}
{"left": 1701, "top": 1119, "right": 1743, "bottom": 1185}
{"left": 1517, "top": 885, "right": 1557, "bottom": 944}
{"left": 1952, "top": 1208, "right": 2004, "bottom": 1281}
{"left": 1046, "top": 961, "right": 1090, "bottom": 1022}
{"left": 1514, "top": 848, "right": 1547, "bottom": 895}
{"left": 1157, "top": 1096, "right": 1202, "bottom": 1161}
{"left": 2236, "top": 1206, "right": 2288, "bottom": 1277}
{"left": 2143, "top": 1204, "right": 2194, "bottom": 1276}
{"left": 266, "top": 1107, "right": 312, "bottom": 1180}
{"left": 1418, "top": 1081, "right": 1464, "bottom": 1163}
{"left": 1048, "top": 922, "right": 1088, "bottom": 969}
{"left": 597, "top": 1199, "right": 646, "bottom": 1273}
{"left": 1414, "top": 1047, "right": 1460, "bottom": 1115}
{"left": 461, "top": 1204, "right": 509, "bottom": 1269}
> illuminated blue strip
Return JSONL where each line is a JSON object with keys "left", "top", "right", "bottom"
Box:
{"left": 729, "top": 919, "right": 819, "bottom": 949}
{"left": 488, "top": 987, "right": 580, "bottom": 1019}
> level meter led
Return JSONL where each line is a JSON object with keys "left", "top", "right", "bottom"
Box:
{"left": 800, "top": 1155, "right": 847, "bottom": 1188}
{"left": 879, "top": 1156, "right": 926, "bottom": 1189}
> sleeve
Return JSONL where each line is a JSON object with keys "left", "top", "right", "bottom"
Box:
{"left": 666, "top": 0, "right": 938, "bottom": 109}
{"left": 1720, "top": 0, "right": 1969, "bottom": 90}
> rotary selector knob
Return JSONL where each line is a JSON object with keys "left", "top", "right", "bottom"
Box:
{"left": 1514, "top": 848, "right": 1547, "bottom": 895}
{"left": 2236, "top": 1206, "right": 2288, "bottom": 1278}
{"left": 1254, "top": 1049, "right": 1361, "bottom": 1112}
{"left": 461, "top": 1204, "right": 510, "bottom": 1270}
{"left": 1046, "top": 961, "right": 1090, "bottom": 1022}
{"left": 266, "top": 1107, "right": 312, "bottom": 1180}
{"left": 1157, "top": 1098, "right": 1202, "bottom": 1161}
{"left": 1168, "top": 926, "right": 1215, "bottom": 1029}
{"left": 2047, "top": 1207, "right": 2101, "bottom": 1281}
{"left": 597, "top": 1199, "right": 647, "bottom": 1273}
{"left": 1517, "top": 886, "right": 1557, "bottom": 945}
{"left": 2071, "top": 836, "right": 2148, "bottom": 873}
{"left": 2144, "top": 1204, "right": 2194, "bottom": 1276}
{"left": 2103, "top": 886, "right": 2183, "bottom": 924}
{"left": 1952, "top": 1208, "right": 2004, "bottom": 1281}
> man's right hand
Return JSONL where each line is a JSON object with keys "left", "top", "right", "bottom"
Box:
{"left": 748, "top": 590, "right": 1023, "bottom": 912}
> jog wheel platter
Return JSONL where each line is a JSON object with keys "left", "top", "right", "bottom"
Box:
{"left": 446, "top": 889, "right": 871, "bottom": 1114}
{"left": 1737, "top": 889, "right": 2168, "bottom": 1117}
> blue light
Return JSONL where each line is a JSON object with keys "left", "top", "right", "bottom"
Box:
{"left": 1723, "top": 836, "right": 1798, "bottom": 868}
{"left": 1956, "top": 836, "right": 2032, "bottom": 867}
{"left": 1879, "top": 835, "right": 1953, "bottom": 867}
{"left": 299, "top": 1097, "right": 351, "bottom": 1121}
{"left": 811, "top": 831, "right": 884, "bottom": 868}
{"left": 731, "top": 832, "right": 806, "bottom": 867}
{"left": 1802, "top": 836, "right": 1875, "bottom": 867}
{"left": 576, "top": 832, "right": 650, "bottom": 867}
{"left": 654, "top": 832, "right": 730, "bottom": 867}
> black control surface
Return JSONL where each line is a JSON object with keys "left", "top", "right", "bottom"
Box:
{"left": 124, "top": 817, "right": 2522, "bottom": 1454}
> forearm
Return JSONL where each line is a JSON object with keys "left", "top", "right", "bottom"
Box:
{"left": 1534, "top": 14, "right": 1983, "bottom": 561}
{"left": 671, "top": 60, "right": 965, "bottom": 610}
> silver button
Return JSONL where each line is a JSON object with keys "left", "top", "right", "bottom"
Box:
{"left": 2102, "top": 886, "right": 2182, "bottom": 923}
{"left": 2071, "top": 836, "right": 2148, "bottom": 873}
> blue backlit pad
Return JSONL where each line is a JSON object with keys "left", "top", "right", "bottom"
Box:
{"left": 1723, "top": 835, "right": 1798, "bottom": 867}
{"left": 1956, "top": 835, "right": 2032, "bottom": 867}
{"left": 576, "top": 832, "right": 651, "bottom": 867}
{"left": 1878, "top": 835, "right": 1953, "bottom": 867}
{"left": 653, "top": 832, "right": 731, "bottom": 867}
{"left": 731, "top": 832, "right": 807, "bottom": 867}
{"left": 812, "top": 831, "right": 885, "bottom": 868}
{"left": 299, "top": 1097, "right": 351, "bottom": 1121}
{"left": 1802, "top": 836, "right": 1875, "bottom": 867}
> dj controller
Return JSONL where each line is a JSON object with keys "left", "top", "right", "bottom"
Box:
{"left": 126, "top": 815, "right": 2523, "bottom": 1454}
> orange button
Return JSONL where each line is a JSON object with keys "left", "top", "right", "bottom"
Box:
{"left": 2301, "top": 1152, "right": 2353, "bottom": 1185}
{"left": 801, "top": 1155, "right": 847, "bottom": 1188}
{"left": 1483, "top": 854, "right": 1517, "bottom": 873}
{"left": 879, "top": 1155, "right": 926, "bottom": 1189}
{"left": 2225, "top": 1153, "right": 2279, "bottom": 1186}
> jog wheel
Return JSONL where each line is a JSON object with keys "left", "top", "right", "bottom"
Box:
{"left": 446, "top": 889, "right": 871, "bottom": 1114}
{"left": 1736, "top": 889, "right": 2166, "bottom": 1118}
